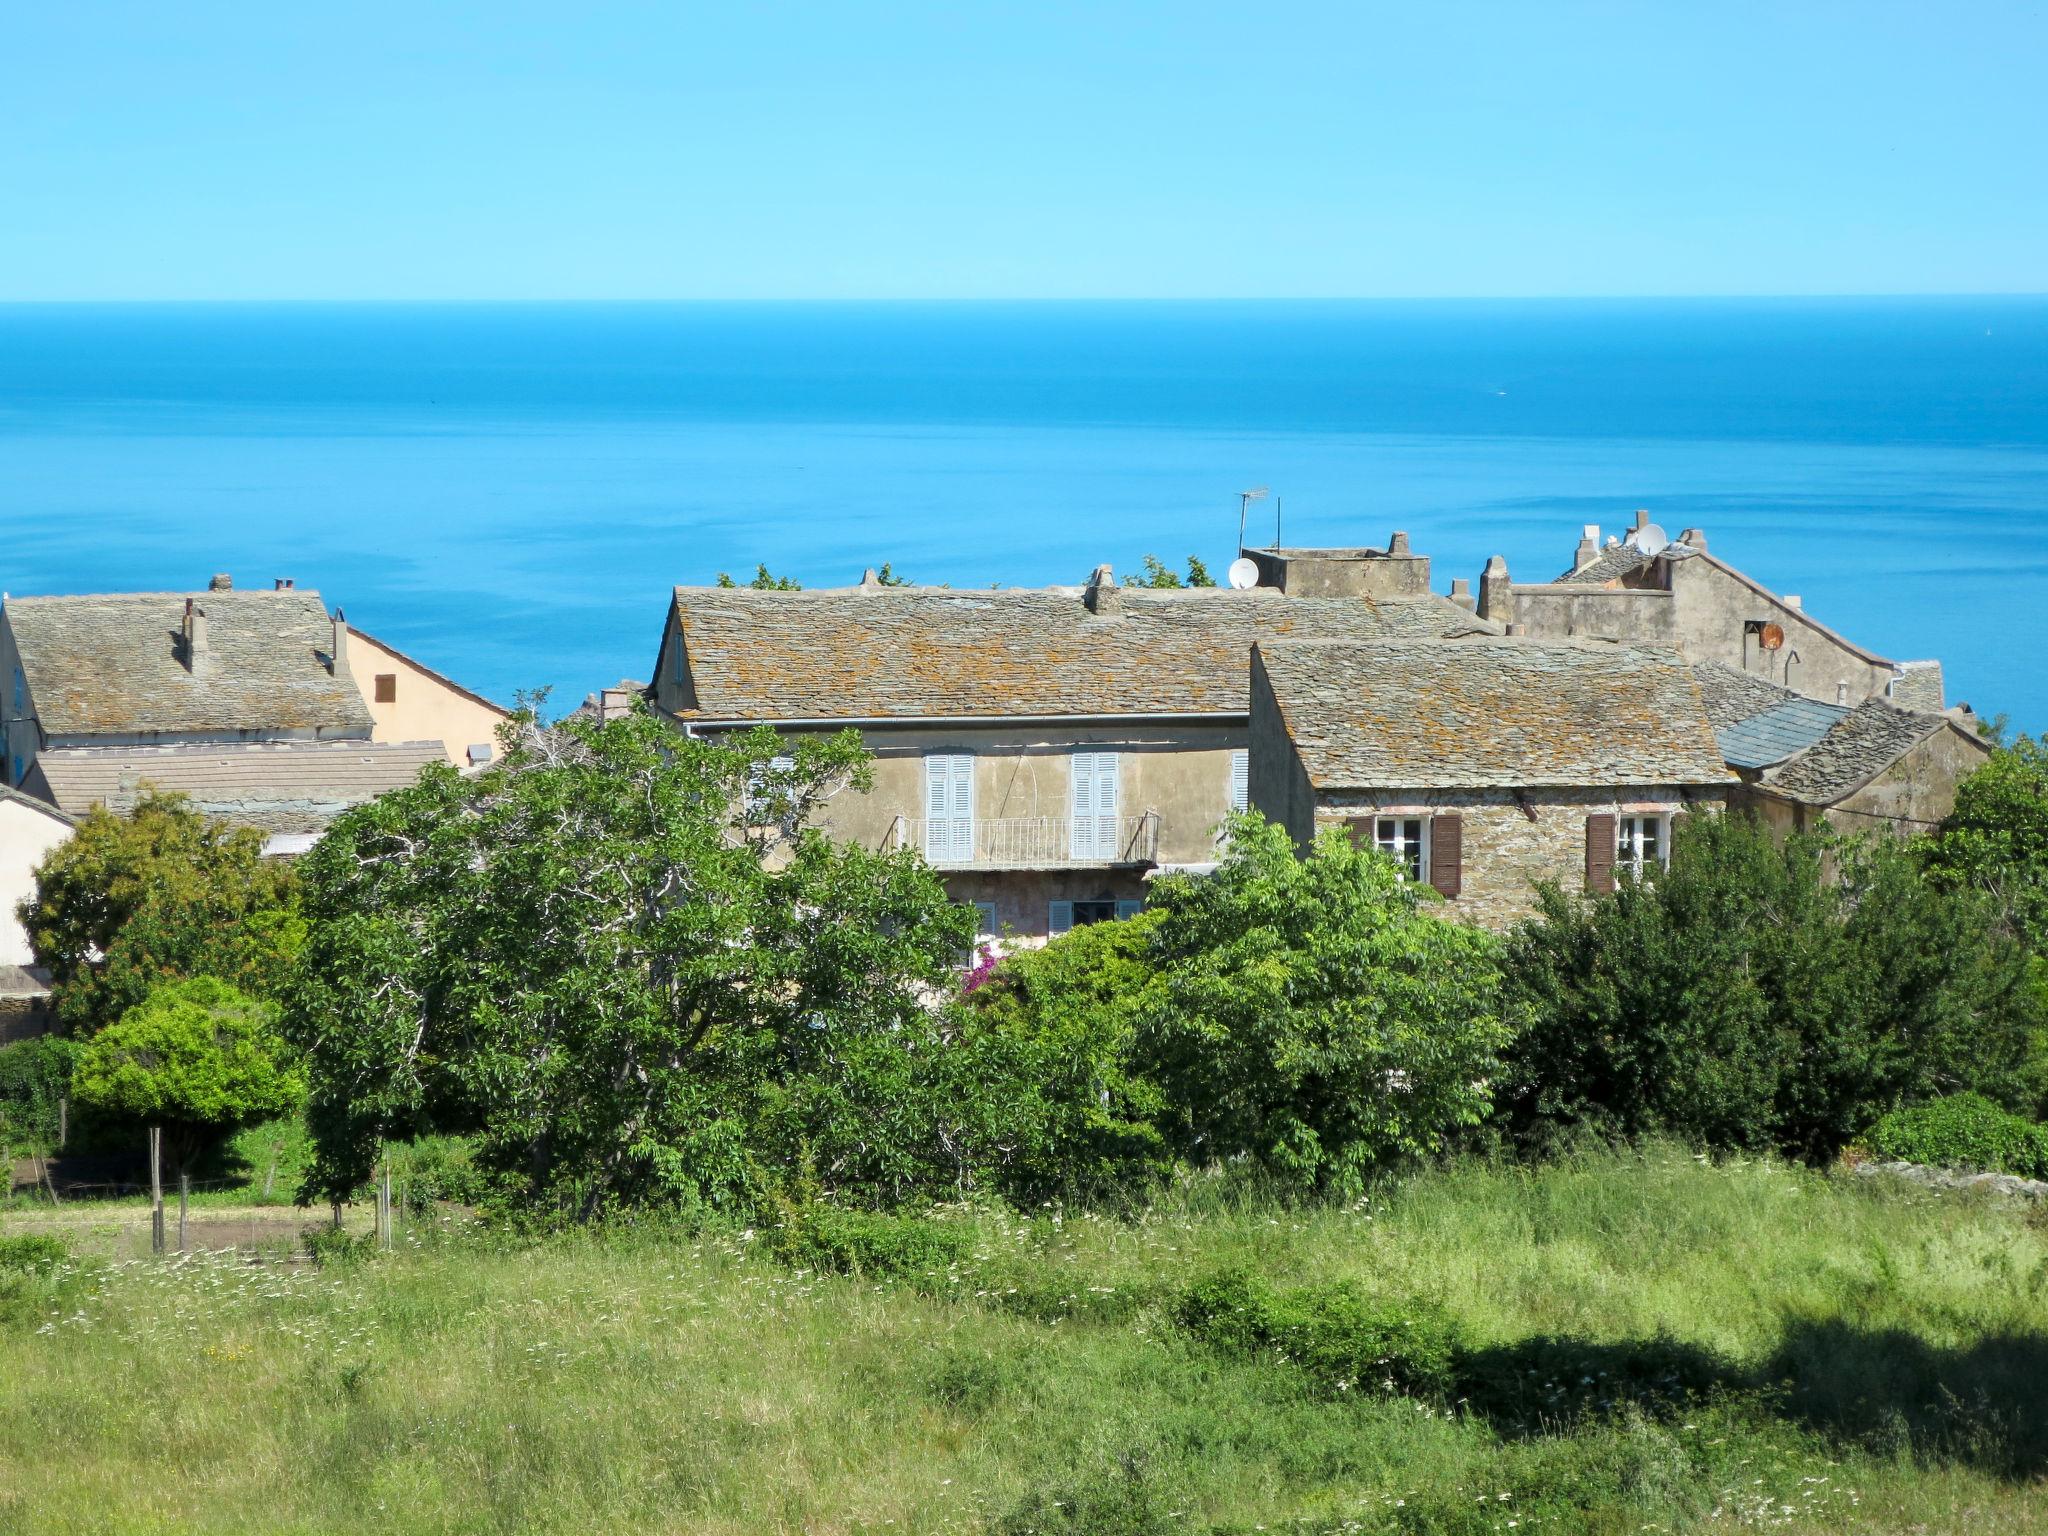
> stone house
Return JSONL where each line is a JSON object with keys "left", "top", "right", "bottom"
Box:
{"left": 0, "top": 576, "right": 487, "bottom": 847}
{"left": 651, "top": 564, "right": 1494, "bottom": 943}
{"left": 1694, "top": 662, "right": 1991, "bottom": 836}
{"left": 1476, "top": 513, "right": 1947, "bottom": 712}
{"left": 1249, "top": 636, "right": 1733, "bottom": 928}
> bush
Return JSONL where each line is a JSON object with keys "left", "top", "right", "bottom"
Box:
{"left": 70, "top": 977, "right": 305, "bottom": 1173}
{"left": 0, "top": 1235, "right": 69, "bottom": 1275}
{"left": 1138, "top": 815, "right": 1510, "bottom": 1197}
{"left": 1174, "top": 1266, "right": 1460, "bottom": 1399}
{"left": 0, "top": 1234, "right": 82, "bottom": 1330}
{"left": 384, "top": 1134, "right": 491, "bottom": 1213}
{"left": 1498, "top": 813, "right": 2042, "bottom": 1162}
{"left": 0, "top": 1036, "right": 79, "bottom": 1152}
{"left": 1859, "top": 1093, "right": 2048, "bottom": 1178}
{"left": 768, "top": 1205, "right": 975, "bottom": 1286}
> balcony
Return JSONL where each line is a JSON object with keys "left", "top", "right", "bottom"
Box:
{"left": 887, "top": 811, "right": 1161, "bottom": 869}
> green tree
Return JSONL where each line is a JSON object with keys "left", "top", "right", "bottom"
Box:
{"left": 959, "top": 913, "right": 1172, "bottom": 1201}
{"left": 1499, "top": 813, "right": 2040, "bottom": 1160}
{"left": 716, "top": 563, "right": 802, "bottom": 590}
{"left": 284, "top": 705, "right": 978, "bottom": 1217}
{"left": 69, "top": 977, "right": 304, "bottom": 1173}
{"left": 1135, "top": 815, "right": 1510, "bottom": 1195}
{"left": 1926, "top": 736, "right": 2048, "bottom": 955}
{"left": 1123, "top": 555, "right": 1217, "bottom": 589}
{"left": 19, "top": 793, "right": 303, "bottom": 1037}
{"left": 875, "top": 562, "right": 911, "bottom": 586}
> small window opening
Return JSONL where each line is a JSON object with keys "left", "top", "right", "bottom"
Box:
{"left": 373, "top": 674, "right": 398, "bottom": 703}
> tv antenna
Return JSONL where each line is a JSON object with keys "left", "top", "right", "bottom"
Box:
{"left": 1237, "top": 487, "right": 1269, "bottom": 551}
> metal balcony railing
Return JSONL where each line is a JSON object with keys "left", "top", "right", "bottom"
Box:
{"left": 888, "top": 811, "right": 1161, "bottom": 868}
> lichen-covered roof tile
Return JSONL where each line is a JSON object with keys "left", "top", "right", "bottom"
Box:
{"left": 30, "top": 740, "right": 444, "bottom": 832}
{"left": 1761, "top": 700, "right": 1953, "bottom": 804}
{"left": 670, "top": 585, "right": 1497, "bottom": 720}
{"left": 1257, "top": 637, "right": 1732, "bottom": 790}
{"left": 6, "top": 590, "right": 374, "bottom": 736}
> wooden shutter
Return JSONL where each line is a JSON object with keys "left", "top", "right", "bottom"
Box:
{"left": 1071, "top": 751, "right": 1119, "bottom": 860}
{"left": 1048, "top": 900, "right": 1074, "bottom": 935}
{"left": 1115, "top": 898, "right": 1144, "bottom": 920}
{"left": 1344, "top": 816, "right": 1374, "bottom": 849}
{"left": 1229, "top": 749, "right": 1249, "bottom": 813}
{"left": 925, "top": 754, "right": 974, "bottom": 862}
{"left": 1428, "top": 814, "right": 1462, "bottom": 898}
{"left": 1585, "top": 813, "right": 1617, "bottom": 895}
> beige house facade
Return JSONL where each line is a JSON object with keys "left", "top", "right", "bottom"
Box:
{"left": 345, "top": 625, "right": 509, "bottom": 767}
{"left": 653, "top": 564, "right": 1495, "bottom": 942}
{"left": 1250, "top": 637, "right": 1734, "bottom": 929}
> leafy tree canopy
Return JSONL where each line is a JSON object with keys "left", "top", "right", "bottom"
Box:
{"left": 69, "top": 977, "right": 304, "bottom": 1173}
{"left": 1124, "top": 555, "right": 1217, "bottom": 589}
{"left": 19, "top": 792, "right": 303, "bottom": 1037}
{"left": 1499, "top": 812, "right": 2041, "bottom": 1161}
{"left": 1926, "top": 735, "right": 2048, "bottom": 956}
{"left": 1134, "top": 815, "right": 1510, "bottom": 1196}
{"left": 716, "top": 563, "right": 801, "bottom": 590}
{"left": 283, "top": 705, "right": 978, "bottom": 1218}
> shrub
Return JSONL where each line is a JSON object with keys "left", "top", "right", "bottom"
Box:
{"left": 0, "top": 1036, "right": 79, "bottom": 1152}
{"left": 0, "top": 1235, "right": 81, "bottom": 1330}
{"left": 69, "top": 976, "right": 305, "bottom": 1173}
{"left": 958, "top": 912, "right": 1172, "bottom": 1203}
{"left": 1174, "top": 1266, "right": 1460, "bottom": 1399}
{"left": 1859, "top": 1093, "right": 2048, "bottom": 1178}
{"left": 769, "top": 1205, "right": 975, "bottom": 1286}
{"left": 1138, "top": 815, "right": 1510, "bottom": 1196}
{"left": 1499, "top": 813, "right": 2041, "bottom": 1162}
{"left": 0, "top": 1235, "right": 69, "bottom": 1275}
{"left": 384, "top": 1134, "right": 491, "bottom": 1213}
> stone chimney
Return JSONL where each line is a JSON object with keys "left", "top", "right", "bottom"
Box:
{"left": 1084, "top": 564, "right": 1123, "bottom": 616}
{"left": 330, "top": 609, "right": 351, "bottom": 677}
{"left": 1632, "top": 508, "right": 1651, "bottom": 533}
{"left": 1574, "top": 525, "right": 1600, "bottom": 571}
{"left": 857, "top": 567, "right": 881, "bottom": 592}
{"left": 208, "top": 573, "right": 233, "bottom": 592}
{"left": 1388, "top": 530, "right": 1411, "bottom": 557}
{"left": 183, "top": 599, "right": 213, "bottom": 676}
{"left": 1678, "top": 527, "right": 1708, "bottom": 553}
{"left": 1478, "top": 555, "right": 1512, "bottom": 623}
{"left": 1448, "top": 577, "right": 1476, "bottom": 613}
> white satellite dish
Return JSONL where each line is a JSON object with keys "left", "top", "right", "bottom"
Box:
{"left": 1226, "top": 556, "right": 1260, "bottom": 591}
{"left": 1625, "top": 522, "right": 1671, "bottom": 557}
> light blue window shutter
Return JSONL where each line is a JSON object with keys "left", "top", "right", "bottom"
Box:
{"left": 1230, "top": 749, "right": 1249, "bottom": 812}
{"left": 1048, "top": 900, "right": 1074, "bottom": 935}
{"left": 1071, "top": 751, "right": 1120, "bottom": 860}
{"left": 925, "top": 753, "right": 974, "bottom": 862}
{"left": 1116, "top": 899, "right": 1143, "bottom": 920}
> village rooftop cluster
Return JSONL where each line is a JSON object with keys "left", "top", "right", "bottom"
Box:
{"left": 0, "top": 513, "right": 1989, "bottom": 1025}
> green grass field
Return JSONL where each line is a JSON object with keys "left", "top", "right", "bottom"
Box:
{"left": 4, "top": 1146, "right": 2046, "bottom": 1534}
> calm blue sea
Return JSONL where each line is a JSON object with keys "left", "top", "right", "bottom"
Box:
{"left": 1, "top": 299, "right": 2043, "bottom": 728}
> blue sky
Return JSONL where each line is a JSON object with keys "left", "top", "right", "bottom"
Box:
{"left": 3, "top": 2, "right": 2043, "bottom": 300}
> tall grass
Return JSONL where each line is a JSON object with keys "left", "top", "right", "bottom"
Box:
{"left": 3, "top": 1146, "right": 2045, "bottom": 1534}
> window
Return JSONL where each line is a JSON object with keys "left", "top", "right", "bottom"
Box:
{"left": 1617, "top": 814, "right": 1668, "bottom": 877}
{"left": 1069, "top": 751, "right": 1121, "bottom": 860}
{"left": 1229, "top": 749, "right": 1249, "bottom": 813}
{"left": 1048, "top": 897, "right": 1145, "bottom": 934}
{"left": 970, "top": 901, "right": 999, "bottom": 940}
{"left": 924, "top": 753, "right": 976, "bottom": 862}
{"left": 373, "top": 673, "right": 398, "bottom": 704}
{"left": 1374, "top": 816, "right": 1429, "bottom": 883}
{"left": 745, "top": 755, "right": 797, "bottom": 828}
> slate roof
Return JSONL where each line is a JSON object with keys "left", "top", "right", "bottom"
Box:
{"left": 1557, "top": 544, "right": 1652, "bottom": 584}
{"left": 1717, "top": 697, "right": 1850, "bottom": 770}
{"left": 5, "top": 590, "right": 374, "bottom": 737}
{"left": 1256, "top": 637, "right": 1733, "bottom": 791}
{"left": 667, "top": 585, "right": 1497, "bottom": 721}
{"left": 1762, "top": 700, "right": 1959, "bottom": 805}
{"left": 0, "top": 781, "right": 74, "bottom": 826}
{"left": 26, "top": 740, "right": 444, "bottom": 833}
{"left": 1691, "top": 661, "right": 1801, "bottom": 729}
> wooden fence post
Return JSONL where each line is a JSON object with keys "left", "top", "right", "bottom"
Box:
{"left": 177, "top": 1173, "right": 189, "bottom": 1254}
{"left": 149, "top": 1126, "right": 165, "bottom": 1257}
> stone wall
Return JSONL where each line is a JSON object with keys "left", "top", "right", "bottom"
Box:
{"left": 1310, "top": 785, "right": 1728, "bottom": 929}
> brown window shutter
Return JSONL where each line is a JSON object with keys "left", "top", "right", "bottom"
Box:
{"left": 1585, "top": 813, "right": 1617, "bottom": 894}
{"left": 1344, "top": 816, "right": 1375, "bottom": 850}
{"left": 374, "top": 673, "right": 398, "bottom": 704}
{"left": 1429, "top": 814, "right": 1462, "bottom": 898}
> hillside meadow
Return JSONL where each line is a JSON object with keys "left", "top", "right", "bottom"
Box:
{"left": 3, "top": 1146, "right": 2046, "bottom": 1535}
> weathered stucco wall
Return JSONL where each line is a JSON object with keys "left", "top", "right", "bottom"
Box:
{"left": 1824, "top": 724, "right": 1987, "bottom": 835}
{"left": 1247, "top": 655, "right": 1321, "bottom": 849}
{"left": 0, "top": 795, "right": 71, "bottom": 965}
{"left": 347, "top": 629, "right": 508, "bottom": 767}
{"left": 1309, "top": 785, "right": 1728, "bottom": 930}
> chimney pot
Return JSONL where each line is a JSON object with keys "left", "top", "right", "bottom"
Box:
{"left": 1506, "top": 622, "right": 1527, "bottom": 637}
{"left": 1632, "top": 508, "right": 1650, "bottom": 532}
{"left": 330, "top": 610, "right": 350, "bottom": 677}
{"left": 209, "top": 573, "right": 232, "bottom": 592}
{"left": 1448, "top": 577, "right": 1476, "bottom": 613}
{"left": 1388, "top": 530, "right": 1411, "bottom": 557}
{"left": 1784, "top": 594, "right": 1802, "bottom": 610}
{"left": 1574, "top": 525, "right": 1600, "bottom": 570}
{"left": 858, "top": 567, "right": 880, "bottom": 591}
